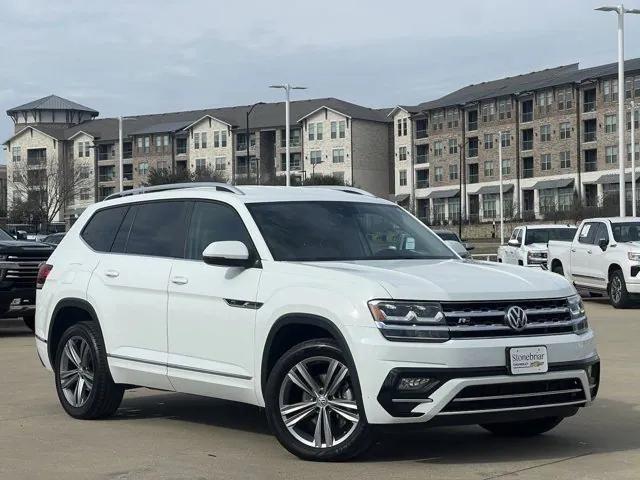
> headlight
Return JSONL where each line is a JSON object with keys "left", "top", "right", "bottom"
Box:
{"left": 368, "top": 300, "right": 449, "bottom": 342}
{"left": 567, "top": 294, "right": 589, "bottom": 334}
{"left": 628, "top": 252, "right": 640, "bottom": 262}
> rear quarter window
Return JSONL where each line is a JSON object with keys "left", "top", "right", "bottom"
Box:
{"left": 81, "top": 206, "right": 129, "bottom": 252}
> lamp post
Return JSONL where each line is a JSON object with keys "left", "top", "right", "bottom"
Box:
{"left": 245, "top": 102, "right": 265, "bottom": 185}
{"left": 631, "top": 100, "right": 638, "bottom": 216}
{"left": 595, "top": 5, "right": 640, "bottom": 216}
{"left": 269, "top": 84, "right": 307, "bottom": 186}
{"left": 497, "top": 131, "right": 504, "bottom": 245}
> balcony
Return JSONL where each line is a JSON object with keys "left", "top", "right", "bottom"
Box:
{"left": 467, "top": 121, "right": 478, "bottom": 131}
{"left": 584, "top": 132, "right": 597, "bottom": 143}
{"left": 468, "top": 174, "right": 479, "bottom": 184}
{"left": 468, "top": 147, "right": 478, "bottom": 158}
{"left": 97, "top": 152, "right": 113, "bottom": 161}
{"left": 416, "top": 129, "right": 428, "bottom": 139}
{"left": 416, "top": 179, "right": 429, "bottom": 189}
{"left": 27, "top": 156, "right": 46, "bottom": 167}
{"left": 416, "top": 154, "right": 428, "bottom": 164}
{"left": 123, "top": 150, "right": 133, "bottom": 159}
{"left": 584, "top": 161, "right": 598, "bottom": 172}
{"left": 98, "top": 174, "right": 115, "bottom": 182}
{"left": 583, "top": 101, "right": 596, "bottom": 113}
{"left": 522, "top": 140, "right": 533, "bottom": 151}
{"left": 521, "top": 111, "right": 533, "bottom": 123}
{"left": 523, "top": 168, "right": 534, "bottom": 178}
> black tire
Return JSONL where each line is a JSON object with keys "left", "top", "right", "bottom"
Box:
{"left": 54, "top": 321, "right": 124, "bottom": 419}
{"left": 22, "top": 312, "right": 35, "bottom": 332}
{"left": 265, "top": 338, "right": 372, "bottom": 461}
{"left": 552, "top": 262, "right": 564, "bottom": 276}
{"left": 608, "top": 269, "right": 631, "bottom": 308}
{"left": 480, "top": 416, "right": 564, "bottom": 436}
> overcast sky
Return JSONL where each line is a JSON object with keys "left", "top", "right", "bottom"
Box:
{"left": 2, "top": 0, "right": 640, "bottom": 143}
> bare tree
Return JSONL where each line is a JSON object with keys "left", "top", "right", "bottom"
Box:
{"left": 9, "top": 152, "right": 92, "bottom": 227}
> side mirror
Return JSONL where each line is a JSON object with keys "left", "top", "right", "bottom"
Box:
{"left": 464, "top": 242, "right": 475, "bottom": 251}
{"left": 16, "top": 230, "right": 27, "bottom": 240}
{"left": 598, "top": 238, "right": 608, "bottom": 251}
{"left": 508, "top": 239, "right": 520, "bottom": 247}
{"left": 202, "top": 241, "right": 253, "bottom": 268}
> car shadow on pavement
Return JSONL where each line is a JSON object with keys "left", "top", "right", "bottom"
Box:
{"left": 0, "top": 319, "right": 33, "bottom": 338}
{"left": 112, "top": 392, "right": 639, "bottom": 464}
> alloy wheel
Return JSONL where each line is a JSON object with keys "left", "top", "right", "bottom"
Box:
{"left": 278, "top": 356, "right": 360, "bottom": 449}
{"left": 611, "top": 276, "right": 622, "bottom": 303}
{"left": 59, "top": 336, "right": 94, "bottom": 408}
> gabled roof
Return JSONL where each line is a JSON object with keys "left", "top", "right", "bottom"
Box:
{"left": 3, "top": 125, "right": 66, "bottom": 145}
{"left": 297, "top": 105, "right": 353, "bottom": 122}
{"left": 182, "top": 115, "right": 232, "bottom": 131}
{"left": 7, "top": 95, "right": 99, "bottom": 115}
{"left": 67, "top": 130, "right": 95, "bottom": 141}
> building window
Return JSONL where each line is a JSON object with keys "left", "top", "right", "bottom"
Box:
{"left": 539, "top": 189, "right": 555, "bottom": 214}
{"left": 540, "top": 124, "right": 551, "bottom": 142}
{"left": 431, "top": 110, "right": 444, "bottom": 130}
{"left": 448, "top": 197, "right": 460, "bottom": 220}
{"left": 399, "top": 169, "right": 407, "bottom": 186}
{"left": 397, "top": 119, "right": 402, "bottom": 137}
{"left": 449, "top": 164, "right": 458, "bottom": 180}
{"left": 213, "top": 131, "right": 220, "bottom": 148}
{"left": 139, "top": 161, "right": 149, "bottom": 175}
{"left": 215, "top": 157, "right": 226, "bottom": 171}
{"left": 330, "top": 122, "right": 337, "bottom": 139}
{"left": 308, "top": 150, "right": 322, "bottom": 166}
{"left": 557, "top": 86, "right": 573, "bottom": 110}
{"left": 500, "top": 131, "right": 511, "bottom": 147}
{"left": 80, "top": 188, "right": 91, "bottom": 201}
{"left": 157, "top": 160, "right": 168, "bottom": 170}
{"left": 483, "top": 194, "right": 497, "bottom": 218}
{"left": 501, "top": 159, "right": 511, "bottom": 175}
{"left": 434, "top": 166, "right": 444, "bottom": 182}
{"left": 484, "top": 160, "right": 494, "bottom": 177}
{"left": 498, "top": 98, "right": 512, "bottom": 119}
{"left": 155, "top": 135, "right": 162, "bottom": 149}
{"left": 468, "top": 137, "right": 479, "bottom": 157}
{"left": 626, "top": 110, "right": 640, "bottom": 130}
{"left": 332, "top": 148, "right": 345, "bottom": 163}
{"left": 446, "top": 109, "right": 459, "bottom": 128}
{"left": 399, "top": 146, "right": 407, "bottom": 161}
{"left": 559, "top": 122, "right": 571, "bottom": 139}
{"left": 481, "top": 102, "right": 496, "bottom": 122}
{"left": 136, "top": 137, "right": 142, "bottom": 153}
{"left": 194, "top": 133, "right": 200, "bottom": 149}
{"left": 201, "top": 132, "right": 207, "bottom": 148}
{"left": 484, "top": 134, "right": 493, "bottom": 149}
{"left": 605, "top": 114, "right": 617, "bottom": 133}
{"left": 433, "top": 141, "right": 443, "bottom": 157}
{"left": 78, "top": 165, "right": 90, "bottom": 180}
{"left": 12, "top": 146, "right": 21, "bottom": 162}
{"left": 560, "top": 151, "right": 571, "bottom": 169}
{"left": 308, "top": 123, "right": 322, "bottom": 141}
{"left": 280, "top": 153, "right": 302, "bottom": 171}
{"left": 164, "top": 135, "right": 170, "bottom": 147}
{"left": 176, "top": 138, "right": 187, "bottom": 155}
{"left": 558, "top": 187, "right": 574, "bottom": 211}
{"left": 221, "top": 131, "right": 227, "bottom": 147}
{"left": 78, "top": 141, "right": 84, "bottom": 158}
{"left": 402, "top": 118, "right": 408, "bottom": 136}
{"left": 195, "top": 158, "right": 206, "bottom": 170}
{"left": 627, "top": 142, "right": 640, "bottom": 162}
{"left": 603, "top": 78, "right": 618, "bottom": 102}
{"left": 433, "top": 199, "right": 446, "bottom": 222}
{"left": 606, "top": 145, "right": 618, "bottom": 164}
{"left": 338, "top": 120, "right": 346, "bottom": 138}
{"left": 537, "top": 90, "right": 553, "bottom": 114}
{"left": 541, "top": 153, "right": 552, "bottom": 171}
{"left": 448, "top": 138, "right": 458, "bottom": 154}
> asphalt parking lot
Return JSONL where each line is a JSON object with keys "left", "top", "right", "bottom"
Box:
{"left": 1, "top": 300, "right": 638, "bottom": 480}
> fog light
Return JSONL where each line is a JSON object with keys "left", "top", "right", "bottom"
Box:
{"left": 398, "top": 377, "right": 431, "bottom": 391}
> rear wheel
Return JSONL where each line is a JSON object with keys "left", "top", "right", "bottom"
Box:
{"left": 265, "top": 339, "right": 372, "bottom": 461}
{"left": 54, "top": 321, "right": 124, "bottom": 419}
{"left": 481, "top": 416, "right": 564, "bottom": 436}
{"left": 608, "top": 270, "right": 631, "bottom": 308}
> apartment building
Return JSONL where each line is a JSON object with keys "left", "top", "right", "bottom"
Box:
{"left": 392, "top": 58, "right": 640, "bottom": 224}
{"left": 3, "top": 96, "right": 392, "bottom": 223}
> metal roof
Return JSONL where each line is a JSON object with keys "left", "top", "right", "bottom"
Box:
{"left": 7, "top": 95, "right": 98, "bottom": 114}
{"left": 523, "top": 178, "right": 575, "bottom": 190}
{"left": 584, "top": 171, "right": 640, "bottom": 184}
{"left": 475, "top": 184, "right": 514, "bottom": 195}
{"left": 426, "top": 188, "right": 460, "bottom": 199}
{"left": 129, "top": 121, "right": 193, "bottom": 136}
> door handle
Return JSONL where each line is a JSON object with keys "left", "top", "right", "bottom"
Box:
{"left": 104, "top": 269, "right": 119, "bottom": 278}
{"left": 587, "top": 250, "right": 592, "bottom": 254}
{"left": 171, "top": 276, "right": 188, "bottom": 285}
{"left": 571, "top": 248, "right": 576, "bottom": 252}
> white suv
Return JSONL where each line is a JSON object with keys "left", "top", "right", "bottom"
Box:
{"left": 34, "top": 183, "right": 599, "bottom": 461}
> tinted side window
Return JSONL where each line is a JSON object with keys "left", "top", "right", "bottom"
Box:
{"left": 578, "top": 222, "right": 597, "bottom": 244}
{"left": 81, "top": 206, "right": 128, "bottom": 252}
{"left": 185, "top": 201, "right": 253, "bottom": 260}
{"left": 111, "top": 205, "right": 137, "bottom": 253}
{"left": 126, "top": 201, "right": 190, "bottom": 258}
{"left": 592, "top": 223, "right": 609, "bottom": 244}
{"left": 516, "top": 229, "right": 523, "bottom": 243}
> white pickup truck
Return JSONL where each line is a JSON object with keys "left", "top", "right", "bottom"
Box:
{"left": 548, "top": 217, "right": 640, "bottom": 308}
{"left": 498, "top": 225, "right": 577, "bottom": 267}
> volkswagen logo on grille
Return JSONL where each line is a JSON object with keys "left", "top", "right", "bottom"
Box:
{"left": 505, "top": 306, "right": 528, "bottom": 331}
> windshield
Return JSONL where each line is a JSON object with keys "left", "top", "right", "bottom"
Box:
{"left": 611, "top": 222, "right": 640, "bottom": 243}
{"left": 435, "top": 231, "right": 459, "bottom": 241}
{"left": 247, "top": 201, "right": 457, "bottom": 261}
{"left": 0, "top": 229, "right": 14, "bottom": 241}
{"left": 525, "top": 228, "right": 577, "bottom": 245}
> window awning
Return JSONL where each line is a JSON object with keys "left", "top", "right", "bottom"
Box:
{"left": 392, "top": 193, "right": 410, "bottom": 203}
{"left": 583, "top": 172, "right": 640, "bottom": 185}
{"left": 522, "top": 178, "right": 574, "bottom": 190}
{"left": 475, "top": 184, "right": 514, "bottom": 195}
{"left": 425, "top": 188, "right": 460, "bottom": 199}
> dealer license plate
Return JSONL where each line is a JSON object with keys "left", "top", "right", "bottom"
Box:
{"left": 508, "top": 346, "right": 548, "bottom": 375}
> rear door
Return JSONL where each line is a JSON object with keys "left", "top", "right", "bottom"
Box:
{"left": 87, "top": 200, "right": 191, "bottom": 390}
{"left": 167, "top": 200, "right": 262, "bottom": 404}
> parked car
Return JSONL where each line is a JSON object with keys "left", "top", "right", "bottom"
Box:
{"left": 548, "top": 217, "right": 640, "bottom": 308}
{"left": 42, "top": 232, "right": 65, "bottom": 246}
{"left": 498, "top": 224, "right": 577, "bottom": 267}
{"left": 0, "top": 227, "right": 54, "bottom": 331}
{"left": 443, "top": 239, "right": 471, "bottom": 258}
{"left": 35, "top": 183, "right": 599, "bottom": 461}
{"left": 432, "top": 230, "right": 475, "bottom": 252}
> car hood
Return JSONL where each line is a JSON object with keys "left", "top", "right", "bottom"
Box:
{"left": 302, "top": 259, "right": 574, "bottom": 301}
{"left": 0, "top": 240, "right": 55, "bottom": 250}
{"left": 524, "top": 242, "right": 549, "bottom": 251}
{"left": 618, "top": 241, "right": 640, "bottom": 250}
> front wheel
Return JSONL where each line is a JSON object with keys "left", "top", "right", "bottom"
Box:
{"left": 609, "top": 270, "right": 632, "bottom": 308}
{"left": 481, "top": 416, "right": 564, "bottom": 436}
{"left": 54, "top": 321, "right": 124, "bottom": 419}
{"left": 265, "top": 339, "right": 372, "bottom": 461}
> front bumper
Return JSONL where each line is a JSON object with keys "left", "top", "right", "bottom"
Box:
{"left": 346, "top": 325, "right": 598, "bottom": 424}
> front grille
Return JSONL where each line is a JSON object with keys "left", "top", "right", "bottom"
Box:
{"left": 439, "top": 378, "right": 587, "bottom": 415}
{"left": 0, "top": 254, "right": 50, "bottom": 287}
{"left": 441, "top": 298, "right": 580, "bottom": 338}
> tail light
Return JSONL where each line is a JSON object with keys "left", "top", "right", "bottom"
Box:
{"left": 36, "top": 263, "right": 53, "bottom": 289}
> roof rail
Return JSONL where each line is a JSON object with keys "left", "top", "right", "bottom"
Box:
{"left": 301, "top": 186, "right": 376, "bottom": 197}
{"left": 103, "top": 182, "right": 244, "bottom": 201}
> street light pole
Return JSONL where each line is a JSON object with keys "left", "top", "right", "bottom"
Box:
{"left": 498, "top": 131, "right": 504, "bottom": 245}
{"left": 118, "top": 116, "right": 123, "bottom": 192}
{"left": 270, "top": 84, "right": 307, "bottom": 186}
{"left": 632, "top": 100, "right": 638, "bottom": 216}
{"left": 596, "top": 4, "right": 640, "bottom": 216}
